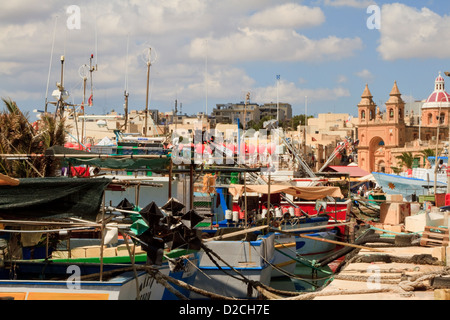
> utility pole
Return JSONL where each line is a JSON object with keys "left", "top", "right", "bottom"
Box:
{"left": 243, "top": 92, "right": 250, "bottom": 130}
{"left": 142, "top": 47, "right": 156, "bottom": 137}
{"left": 144, "top": 52, "right": 151, "bottom": 137}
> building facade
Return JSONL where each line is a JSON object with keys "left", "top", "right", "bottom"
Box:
{"left": 212, "top": 102, "right": 292, "bottom": 126}
{"left": 357, "top": 73, "right": 450, "bottom": 174}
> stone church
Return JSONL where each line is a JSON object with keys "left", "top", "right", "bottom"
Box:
{"left": 357, "top": 73, "right": 450, "bottom": 174}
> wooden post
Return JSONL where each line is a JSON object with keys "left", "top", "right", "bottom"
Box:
{"left": 67, "top": 231, "right": 71, "bottom": 259}
{"left": 121, "top": 232, "right": 140, "bottom": 299}
{"left": 99, "top": 192, "right": 106, "bottom": 281}
{"left": 244, "top": 172, "right": 247, "bottom": 228}
{"left": 168, "top": 160, "right": 173, "bottom": 199}
{"left": 190, "top": 163, "right": 194, "bottom": 210}
{"left": 267, "top": 172, "right": 271, "bottom": 227}
{"left": 45, "top": 233, "right": 49, "bottom": 260}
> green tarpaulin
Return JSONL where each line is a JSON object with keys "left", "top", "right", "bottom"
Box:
{"left": 61, "top": 156, "right": 170, "bottom": 170}
{"left": 0, "top": 177, "right": 112, "bottom": 221}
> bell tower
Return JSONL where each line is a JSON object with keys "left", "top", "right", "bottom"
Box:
{"left": 358, "top": 84, "right": 376, "bottom": 124}
{"left": 385, "top": 81, "right": 405, "bottom": 125}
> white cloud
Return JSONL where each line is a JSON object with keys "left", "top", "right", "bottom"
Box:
{"left": 189, "top": 29, "right": 362, "bottom": 63}
{"left": 337, "top": 75, "right": 348, "bottom": 83}
{"left": 0, "top": 0, "right": 359, "bottom": 116}
{"left": 323, "top": 0, "right": 376, "bottom": 8}
{"left": 246, "top": 3, "right": 325, "bottom": 29}
{"left": 252, "top": 79, "right": 350, "bottom": 106}
{"left": 378, "top": 3, "right": 450, "bottom": 60}
{"left": 355, "top": 69, "right": 374, "bottom": 81}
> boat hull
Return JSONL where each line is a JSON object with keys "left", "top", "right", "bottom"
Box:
{"left": 372, "top": 171, "right": 447, "bottom": 201}
{"left": 0, "top": 252, "right": 199, "bottom": 300}
{"left": 190, "top": 233, "right": 275, "bottom": 299}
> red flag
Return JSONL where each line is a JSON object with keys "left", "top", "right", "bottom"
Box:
{"left": 88, "top": 94, "right": 93, "bottom": 106}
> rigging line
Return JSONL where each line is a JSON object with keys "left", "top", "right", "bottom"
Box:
{"left": 0, "top": 226, "right": 97, "bottom": 234}
{"left": 45, "top": 16, "right": 58, "bottom": 111}
{"left": 249, "top": 242, "right": 327, "bottom": 290}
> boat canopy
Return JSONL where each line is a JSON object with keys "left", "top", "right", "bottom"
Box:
{"left": 228, "top": 184, "right": 344, "bottom": 200}
{"left": 45, "top": 145, "right": 171, "bottom": 170}
{"left": 0, "top": 177, "right": 112, "bottom": 220}
{"left": 60, "top": 156, "right": 170, "bottom": 170}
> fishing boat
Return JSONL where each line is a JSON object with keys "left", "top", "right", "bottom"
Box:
{"left": 372, "top": 156, "right": 448, "bottom": 201}
{"left": 189, "top": 229, "right": 275, "bottom": 300}
{"left": 203, "top": 184, "right": 349, "bottom": 281}
{"left": 0, "top": 249, "right": 199, "bottom": 300}
{"left": 0, "top": 171, "right": 205, "bottom": 300}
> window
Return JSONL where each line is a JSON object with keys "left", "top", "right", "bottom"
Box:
{"left": 361, "top": 110, "right": 365, "bottom": 119}
{"left": 389, "top": 109, "right": 394, "bottom": 118}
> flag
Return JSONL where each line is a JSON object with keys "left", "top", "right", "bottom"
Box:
{"left": 88, "top": 94, "right": 93, "bottom": 106}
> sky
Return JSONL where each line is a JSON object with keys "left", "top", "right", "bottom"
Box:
{"left": 0, "top": 0, "right": 449, "bottom": 120}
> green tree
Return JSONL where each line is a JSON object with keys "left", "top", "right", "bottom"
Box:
{"left": 0, "top": 98, "right": 66, "bottom": 178}
{"left": 395, "top": 151, "right": 414, "bottom": 170}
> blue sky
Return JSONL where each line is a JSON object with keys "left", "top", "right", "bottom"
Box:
{"left": 0, "top": 0, "right": 449, "bottom": 120}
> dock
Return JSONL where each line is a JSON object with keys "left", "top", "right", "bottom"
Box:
{"left": 312, "top": 242, "right": 450, "bottom": 300}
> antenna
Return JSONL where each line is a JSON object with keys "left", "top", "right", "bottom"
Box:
{"left": 205, "top": 40, "right": 208, "bottom": 116}
{"left": 88, "top": 54, "right": 96, "bottom": 107}
{"left": 45, "top": 16, "right": 58, "bottom": 113}
{"left": 95, "top": 18, "right": 98, "bottom": 71}
{"left": 79, "top": 64, "right": 89, "bottom": 143}
{"left": 141, "top": 46, "right": 157, "bottom": 137}
{"left": 124, "top": 34, "right": 130, "bottom": 131}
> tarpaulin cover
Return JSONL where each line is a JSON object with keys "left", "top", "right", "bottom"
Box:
{"left": 61, "top": 156, "right": 170, "bottom": 170}
{"left": 46, "top": 146, "right": 171, "bottom": 170}
{"left": 229, "top": 184, "right": 344, "bottom": 200}
{"left": 0, "top": 177, "right": 112, "bottom": 221}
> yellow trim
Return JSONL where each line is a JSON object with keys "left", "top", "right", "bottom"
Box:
{"left": 275, "top": 260, "right": 296, "bottom": 268}
{"left": 0, "top": 292, "right": 26, "bottom": 300}
{"left": 27, "top": 292, "right": 110, "bottom": 300}
{"left": 275, "top": 242, "right": 296, "bottom": 249}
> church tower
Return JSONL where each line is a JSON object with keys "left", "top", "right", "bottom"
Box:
{"left": 385, "top": 81, "right": 405, "bottom": 125}
{"left": 357, "top": 81, "right": 406, "bottom": 174}
{"left": 358, "top": 84, "right": 377, "bottom": 124}
{"left": 384, "top": 81, "right": 406, "bottom": 147}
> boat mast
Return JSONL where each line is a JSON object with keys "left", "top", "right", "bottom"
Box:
{"left": 143, "top": 48, "right": 152, "bottom": 137}
{"left": 124, "top": 35, "right": 130, "bottom": 132}
{"left": 45, "top": 16, "right": 58, "bottom": 114}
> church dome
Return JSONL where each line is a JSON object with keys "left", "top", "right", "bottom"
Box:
{"left": 423, "top": 72, "right": 450, "bottom": 108}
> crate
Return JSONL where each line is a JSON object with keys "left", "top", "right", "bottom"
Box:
{"left": 420, "top": 226, "right": 449, "bottom": 247}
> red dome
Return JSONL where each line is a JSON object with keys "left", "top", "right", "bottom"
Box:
{"left": 436, "top": 75, "right": 445, "bottom": 82}
{"left": 426, "top": 91, "right": 450, "bottom": 103}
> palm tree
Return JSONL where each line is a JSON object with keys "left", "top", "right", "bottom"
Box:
{"left": 395, "top": 151, "right": 414, "bottom": 170}
{"left": 420, "top": 148, "right": 434, "bottom": 166}
{"left": 0, "top": 98, "right": 66, "bottom": 178}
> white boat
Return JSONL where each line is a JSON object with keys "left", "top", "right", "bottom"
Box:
{"left": 0, "top": 250, "right": 200, "bottom": 300}
{"left": 372, "top": 156, "right": 449, "bottom": 201}
{"left": 189, "top": 232, "right": 275, "bottom": 299}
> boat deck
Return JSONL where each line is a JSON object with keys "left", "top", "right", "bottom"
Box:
{"left": 313, "top": 244, "right": 449, "bottom": 300}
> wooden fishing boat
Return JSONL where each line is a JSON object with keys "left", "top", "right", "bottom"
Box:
{"left": 0, "top": 249, "right": 199, "bottom": 300}
{"left": 189, "top": 230, "right": 275, "bottom": 300}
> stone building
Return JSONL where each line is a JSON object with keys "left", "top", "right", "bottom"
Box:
{"left": 357, "top": 73, "right": 450, "bottom": 174}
